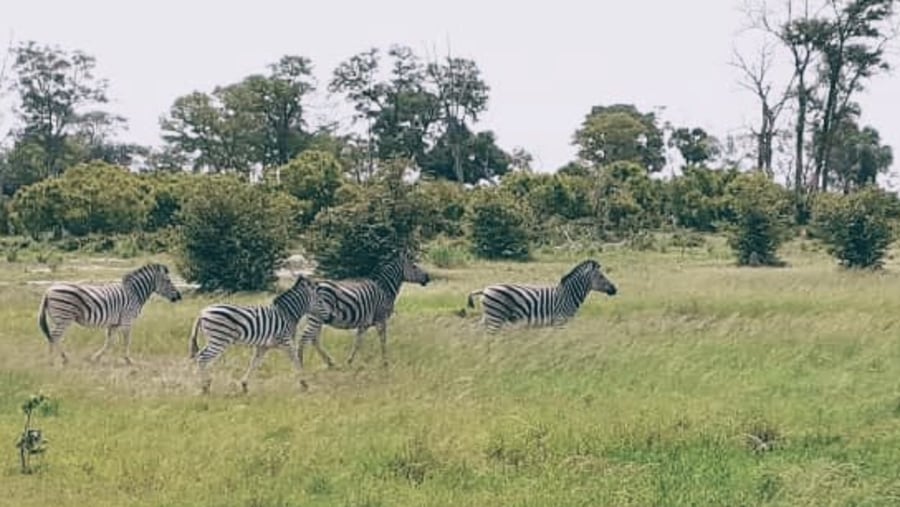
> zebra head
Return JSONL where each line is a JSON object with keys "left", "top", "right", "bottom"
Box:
{"left": 399, "top": 252, "right": 430, "bottom": 286}
{"left": 585, "top": 260, "right": 617, "bottom": 296}
{"left": 149, "top": 264, "right": 182, "bottom": 302}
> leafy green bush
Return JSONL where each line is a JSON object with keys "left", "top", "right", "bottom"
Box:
{"left": 10, "top": 162, "right": 153, "bottom": 238}
{"left": 665, "top": 165, "right": 739, "bottom": 231}
{"left": 812, "top": 187, "right": 897, "bottom": 269}
{"left": 269, "top": 150, "right": 345, "bottom": 224}
{"left": 593, "top": 161, "right": 663, "bottom": 238}
{"left": 413, "top": 179, "right": 469, "bottom": 240}
{"left": 305, "top": 165, "right": 424, "bottom": 279}
{"left": 468, "top": 188, "right": 533, "bottom": 261}
{"left": 725, "top": 172, "right": 792, "bottom": 266}
{"left": 176, "top": 176, "right": 296, "bottom": 292}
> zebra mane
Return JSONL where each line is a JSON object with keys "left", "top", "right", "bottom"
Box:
{"left": 122, "top": 263, "right": 165, "bottom": 286}
{"left": 559, "top": 259, "right": 599, "bottom": 286}
{"left": 273, "top": 275, "right": 312, "bottom": 308}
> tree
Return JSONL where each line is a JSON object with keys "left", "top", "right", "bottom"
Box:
{"left": 418, "top": 127, "right": 510, "bottom": 183}
{"left": 426, "top": 55, "right": 490, "bottom": 182}
{"left": 7, "top": 41, "right": 118, "bottom": 180}
{"left": 731, "top": 44, "right": 793, "bottom": 176}
{"left": 176, "top": 176, "right": 296, "bottom": 292}
{"left": 269, "top": 150, "right": 345, "bottom": 224}
{"left": 810, "top": 0, "right": 896, "bottom": 191}
{"left": 668, "top": 127, "right": 722, "bottom": 167}
{"left": 573, "top": 104, "right": 666, "bottom": 172}
{"left": 825, "top": 113, "right": 893, "bottom": 192}
{"left": 161, "top": 55, "right": 315, "bottom": 175}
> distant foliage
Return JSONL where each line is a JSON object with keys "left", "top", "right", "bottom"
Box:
{"left": 305, "top": 164, "right": 424, "bottom": 279}
{"left": 812, "top": 187, "right": 897, "bottom": 269}
{"left": 594, "top": 161, "right": 663, "bottom": 237}
{"left": 725, "top": 172, "right": 792, "bottom": 266}
{"left": 468, "top": 188, "right": 533, "bottom": 261}
{"left": 270, "top": 150, "right": 345, "bottom": 224}
{"left": 176, "top": 176, "right": 296, "bottom": 292}
{"left": 413, "top": 179, "right": 469, "bottom": 240}
{"left": 10, "top": 162, "right": 153, "bottom": 238}
{"left": 666, "top": 165, "right": 740, "bottom": 231}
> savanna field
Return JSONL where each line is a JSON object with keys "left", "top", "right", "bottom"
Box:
{"left": 3, "top": 236, "right": 900, "bottom": 506}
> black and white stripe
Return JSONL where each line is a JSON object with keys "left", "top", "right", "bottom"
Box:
{"left": 466, "top": 259, "right": 617, "bottom": 332}
{"left": 299, "top": 253, "right": 430, "bottom": 369}
{"left": 189, "top": 274, "right": 317, "bottom": 393}
{"left": 38, "top": 263, "right": 182, "bottom": 364}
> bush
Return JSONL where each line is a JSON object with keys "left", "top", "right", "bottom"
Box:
{"left": 724, "top": 172, "right": 792, "bottom": 266}
{"left": 142, "top": 172, "right": 203, "bottom": 231}
{"left": 812, "top": 187, "right": 897, "bottom": 269}
{"left": 413, "top": 179, "right": 469, "bottom": 240}
{"left": 305, "top": 164, "right": 424, "bottom": 279}
{"left": 593, "top": 161, "right": 663, "bottom": 238}
{"left": 269, "top": 150, "right": 345, "bottom": 225}
{"left": 468, "top": 188, "right": 533, "bottom": 261}
{"left": 176, "top": 176, "right": 296, "bottom": 292}
{"left": 665, "top": 165, "right": 739, "bottom": 231}
{"left": 10, "top": 162, "right": 153, "bottom": 238}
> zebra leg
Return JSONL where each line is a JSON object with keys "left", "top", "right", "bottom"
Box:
{"left": 376, "top": 321, "right": 389, "bottom": 368}
{"left": 240, "top": 346, "right": 268, "bottom": 394}
{"left": 346, "top": 327, "right": 367, "bottom": 365}
{"left": 121, "top": 327, "right": 135, "bottom": 365}
{"left": 283, "top": 341, "right": 308, "bottom": 391}
{"left": 47, "top": 320, "right": 73, "bottom": 365}
{"left": 90, "top": 326, "right": 118, "bottom": 363}
{"left": 195, "top": 342, "right": 224, "bottom": 395}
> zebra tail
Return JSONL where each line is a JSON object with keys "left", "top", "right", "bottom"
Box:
{"left": 38, "top": 294, "right": 52, "bottom": 342}
{"left": 467, "top": 290, "right": 483, "bottom": 309}
{"left": 188, "top": 317, "right": 203, "bottom": 359}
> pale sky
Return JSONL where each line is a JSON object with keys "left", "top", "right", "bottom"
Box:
{"left": 1, "top": 0, "right": 898, "bottom": 181}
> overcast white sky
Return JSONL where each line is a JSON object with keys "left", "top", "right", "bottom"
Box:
{"left": 1, "top": 0, "right": 898, "bottom": 181}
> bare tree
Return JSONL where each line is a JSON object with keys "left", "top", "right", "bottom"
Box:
{"left": 732, "top": 43, "right": 795, "bottom": 178}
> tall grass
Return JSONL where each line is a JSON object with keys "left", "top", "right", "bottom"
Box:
{"left": 2, "top": 239, "right": 900, "bottom": 505}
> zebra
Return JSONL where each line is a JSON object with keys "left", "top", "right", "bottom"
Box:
{"left": 38, "top": 263, "right": 182, "bottom": 365}
{"left": 298, "top": 252, "right": 430, "bottom": 370}
{"left": 188, "top": 274, "right": 317, "bottom": 394}
{"left": 466, "top": 259, "right": 617, "bottom": 332}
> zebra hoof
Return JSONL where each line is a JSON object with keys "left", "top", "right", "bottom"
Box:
{"left": 298, "top": 379, "right": 309, "bottom": 391}
{"left": 123, "top": 357, "right": 134, "bottom": 366}
{"left": 240, "top": 381, "right": 249, "bottom": 394}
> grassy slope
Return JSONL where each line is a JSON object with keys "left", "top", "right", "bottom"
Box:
{"left": 2, "top": 239, "right": 900, "bottom": 506}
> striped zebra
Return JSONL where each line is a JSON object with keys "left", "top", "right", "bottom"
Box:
{"left": 38, "top": 263, "right": 182, "bottom": 365}
{"left": 188, "top": 274, "right": 317, "bottom": 394}
{"left": 466, "top": 259, "right": 617, "bottom": 332}
{"left": 298, "top": 253, "right": 430, "bottom": 369}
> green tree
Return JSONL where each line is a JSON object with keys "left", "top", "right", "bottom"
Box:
{"left": 176, "top": 176, "right": 295, "bottom": 292}
{"left": 468, "top": 188, "right": 533, "bottom": 261}
{"left": 5, "top": 41, "right": 120, "bottom": 185}
{"left": 573, "top": 104, "right": 666, "bottom": 172}
{"left": 161, "top": 55, "right": 315, "bottom": 175}
{"left": 305, "top": 163, "right": 424, "bottom": 278}
{"left": 270, "top": 150, "right": 345, "bottom": 224}
{"left": 725, "top": 172, "right": 792, "bottom": 266}
{"left": 669, "top": 127, "right": 722, "bottom": 167}
{"left": 825, "top": 113, "right": 893, "bottom": 193}
{"left": 812, "top": 186, "right": 897, "bottom": 268}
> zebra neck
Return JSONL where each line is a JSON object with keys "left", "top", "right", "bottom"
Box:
{"left": 124, "top": 280, "right": 154, "bottom": 306}
{"left": 373, "top": 265, "right": 402, "bottom": 299}
{"left": 559, "top": 278, "right": 591, "bottom": 311}
{"left": 273, "top": 292, "right": 305, "bottom": 322}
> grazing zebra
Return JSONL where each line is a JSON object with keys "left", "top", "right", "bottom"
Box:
{"left": 466, "top": 259, "right": 617, "bottom": 332}
{"left": 38, "top": 263, "right": 182, "bottom": 365}
{"left": 298, "top": 253, "right": 430, "bottom": 369}
{"left": 188, "top": 274, "right": 317, "bottom": 394}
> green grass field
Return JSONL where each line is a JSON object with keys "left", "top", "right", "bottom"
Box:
{"left": 3, "top": 237, "right": 900, "bottom": 506}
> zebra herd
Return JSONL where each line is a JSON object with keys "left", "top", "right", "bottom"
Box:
{"left": 36, "top": 254, "right": 617, "bottom": 393}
